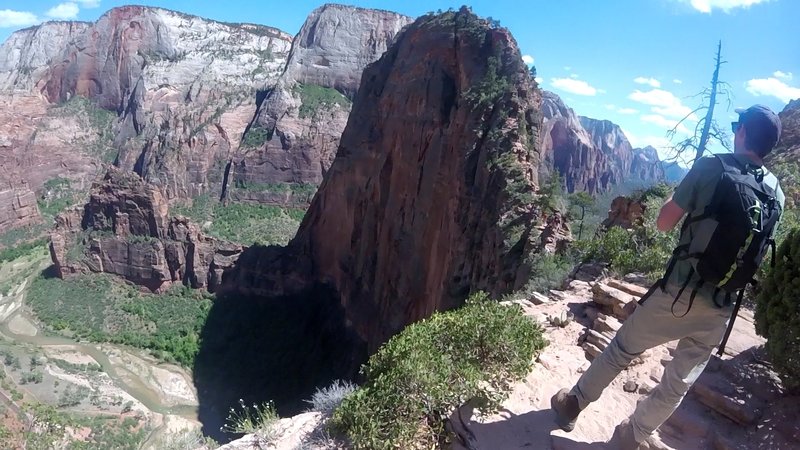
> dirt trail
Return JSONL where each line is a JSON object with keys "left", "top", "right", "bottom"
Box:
{"left": 450, "top": 276, "right": 799, "bottom": 450}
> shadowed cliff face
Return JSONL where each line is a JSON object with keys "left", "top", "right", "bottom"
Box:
{"left": 195, "top": 10, "right": 547, "bottom": 440}
{"left": 223, "top": 8, "right": 544, "bottom": 354}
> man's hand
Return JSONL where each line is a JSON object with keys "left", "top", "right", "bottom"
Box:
{"left": 656, "top": 196, "right": 686, "bottom": 232}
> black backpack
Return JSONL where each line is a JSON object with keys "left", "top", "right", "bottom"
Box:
{"left": 641, "top": 153, "right": 782, "bottom": 355}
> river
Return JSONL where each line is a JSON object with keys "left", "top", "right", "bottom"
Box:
{"left": 0, "top": 253, "right": 203, "bottom": 447}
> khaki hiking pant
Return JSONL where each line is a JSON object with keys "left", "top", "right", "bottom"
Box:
{"left": 570, "top": 283, "right": 732, "bottom": 443}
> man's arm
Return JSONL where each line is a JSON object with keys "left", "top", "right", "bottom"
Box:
{"left": 656, "top": 195, "right": 686, "bottom": 232}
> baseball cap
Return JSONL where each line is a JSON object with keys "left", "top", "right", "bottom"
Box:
{"left": 734, "top": 105, "right": 782, "bottom": 153}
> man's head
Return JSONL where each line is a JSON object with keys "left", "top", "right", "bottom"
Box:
{"left": 732, "top": 105, "right": 782, "bottom": 158}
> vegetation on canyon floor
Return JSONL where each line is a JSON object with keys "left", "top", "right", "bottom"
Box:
{"left": 172, "top": 193, "right": 305, "bottom": 247}
{"left": 294, "top": 83, "right": 352, "bottom": 119}
{"left": 27, "top": 272, "right": 211, "bottom": 367}
{"left": 0, "top": 402, "right": 148, "bottom": 450}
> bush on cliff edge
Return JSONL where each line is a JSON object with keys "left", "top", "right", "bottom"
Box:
{"left": 755, "top": 227, "right": 800, "bottom": 393}
{"left": 330, "top": 292, "right": 547, "bottom": 449}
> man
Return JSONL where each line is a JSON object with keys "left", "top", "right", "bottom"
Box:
{"left": 551, "top": 104, "right": 784, "bottom": 449}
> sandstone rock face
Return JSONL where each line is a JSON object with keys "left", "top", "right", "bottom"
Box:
{"left": 765, "top": 99, "right": 800, "bottom": 207}
{"left": 0, "top": 21, "right": 91, "bottom": 92}
{"left": 0, "top": 6, "right": 294, "bottom": 233}
{"left": 540, "top": 91, "right": 664, "bottom": 193}
{"left": 0, "top": 183, "right": 40, "bottom": 236}
{"left": 602, "top": 196, "right": 646, "bottom": 229}
{"left": 540, "top": 90, "right": 596, "bottom": 191}
{"left": 50, "top": 168, "right": 241, "bottom": 291}
{"left": 228, "top": 5, "right": 412, "bottom": 206}
{"left": 75, "top": 6, "right": 294, "bottom": 201}
{"left": 226, "top": 9, "right": 545, "bottom": 353}
{"left": 775, "top": 99, "right": 799, "bottom": 154}
{"left": 631, "top": 146, "right": 665, "bottom": 182}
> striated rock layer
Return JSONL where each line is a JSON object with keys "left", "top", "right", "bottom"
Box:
{"left": 0, "top": 183, "right": 41, "bottom": 236}
{"left": 0, "top": 5, "right": 294, "bottom": 217}
{"left": 224, "top": 8, "right": 546, "bottom": 353}
{"left": 228, "top": 4, "right": 412, "bottom": 206}
{"left": 540, "top": 91, "right": 664, "bottom": 193}
{"left": 0, "top": 21, "right": 91, "bottom": 92}
{"left": 49, "top": 168, "right": 241, "bottom": 292}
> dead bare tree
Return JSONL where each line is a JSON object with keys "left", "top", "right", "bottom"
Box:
{"left": 667, "top": 41, "right": 733, "bottom": 166}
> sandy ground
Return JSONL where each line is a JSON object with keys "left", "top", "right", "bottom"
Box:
{"left": 7, "top": 313, "right": 37, "bottom": 336}
{"left": 103, "top": 344, "right": 198, "bottom": 407}
{"left": 44, "top": 345, "right": 101, "bottom": 366}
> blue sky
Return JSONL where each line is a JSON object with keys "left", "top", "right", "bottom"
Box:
{"left": 1, "top": 0, "right": 798, "bottom": 162}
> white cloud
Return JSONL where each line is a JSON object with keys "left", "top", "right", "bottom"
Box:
{"left": 773, "top": 71, "right": 793, "bottom": 81}
{"left": 673, "top": 79, "right": 683, "bottom": 84}
{"left": 76, "top": 0, "right": 100, "bottom": 7}
{"left": 0, "top": 9, "right": 39, "bottom": 27}
{"left": 623, "top": 128, "right": 688, "bottom": 164}
{"left": 550, "top": 78, "right": 599, "bottom": 96}
{"left": 629, "top": 88, "right": 697, "bottom": 120}
{"left": 605, "top": 104, "right": 638, "bottom": 114}
{"left": 641, "top": 114, "right": 690, "bottom": 134}
{"left": 522, "top": 54, "right": 534, "bottom": 66}
{"left": 46, "top": 2, "right": 79, "bottom": 20}
{"left": 634, "top": 77, "right": 661, "bottom": 88}
{"left": 746, "top": 77, "right": 800, "bottom": 103}
{"left": 680, "top": 0, "right": 770, "bottom": 13}
{"left": 534, "top": 77, "right": 543, "bottom": 83}
{"left": 570, "top": 73, "right": 579, "bottom": 79}
{"left": 563, "top": 66, "right": 572, "bottom": 71}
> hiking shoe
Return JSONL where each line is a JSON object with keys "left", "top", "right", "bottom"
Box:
{"left": 607, "top": 419, "right": 670, "bottom": 450}
{"left": 550, "top": 388, "right": 581, "bottom": 432}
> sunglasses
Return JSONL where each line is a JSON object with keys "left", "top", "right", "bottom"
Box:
{"left": 731, "top": 122, "right": 741, "bottom": 134}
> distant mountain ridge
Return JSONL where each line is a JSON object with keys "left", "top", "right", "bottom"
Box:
{"left": 540, "top": 90, "right": 665, "bottom": 193}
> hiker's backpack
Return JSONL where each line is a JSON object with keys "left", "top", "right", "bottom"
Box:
{"left": 644, "top": 153, "right": 782, "bottom": 355}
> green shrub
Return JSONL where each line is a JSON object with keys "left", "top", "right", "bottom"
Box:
{"left": 0, "top": 238, "right": 46, "bottom": 263}
{"left": 38, "top": 176, "right": 83, "bottom": 220}
{"left": 535, "top": 172, "right": 568, "bottom": 215}
{"left": 208, "top": 203, "right": 303, "bottom": 246}
{"left": 579, "top": 192, "right": 677, "bottom": 280}
{"left": 306, "top": 380, "right": 356, "bottom": 416}
{"left": 755, "top": 227, "right": 800, "bottom": 393}
{"left": 20, "top": 371, "right": 43, "bottom": 385}
{"left": 294, "top": 84, "right": 351, "bottom": 119}
{"left": 524, "top": 251, "right": 575, "bottom": 294}
{"left": 330, "top": 292, "right": 546, "bottom": 449}
{"left": 241, "top": 124, "right": 271, "bottom": 148}
{"left": 464, "top": 56, "right": 510, "bottom": 109}
{"left": 173, "top": 194, "right": 305, "bottom": 246}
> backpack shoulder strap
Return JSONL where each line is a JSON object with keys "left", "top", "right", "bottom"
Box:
{"left": 714, "top": 153, "right": 743, "bottom": 173}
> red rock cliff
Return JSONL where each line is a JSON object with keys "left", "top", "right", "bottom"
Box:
{"left": 225, "top": 8, "right": 545, "bottom": 352}
{"left": 50, "top": 168, "right": 241, "bottom": 292}
{"left": 540, "top": 91, "right": 664, "bottom": 193}
{"left": 228, "top": 5, "right": 412, "bottom": 206}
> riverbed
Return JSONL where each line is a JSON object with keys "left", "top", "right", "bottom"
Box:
{"left": 0, "top": 250, "right": 204, "bottom": 448}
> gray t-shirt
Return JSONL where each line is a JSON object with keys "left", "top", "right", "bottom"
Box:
{"left": 666, "top": 154, "right": 784, "bottom": 305}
